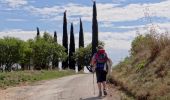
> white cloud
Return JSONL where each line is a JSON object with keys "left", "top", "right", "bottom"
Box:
{"left": 25, "top": 4, "right": 92, "bottom": 22}
{"left": 25, "top": 6, "right": 63, "bottom": 18}
{"left": 0, "top": 29, "right": 64, "bottom": 46}
{"left": 100, "top": 22, "right": 114, "bottom": 28}
{"left": 1, "top": 0, "right": 28, "bottom": 8}
{"left": 82, "top": 23, "right": 170, "bottom": 51}
{"left": 155, "top": 22, "right": 170, "bottom": 31}
{"left": 23, "top": 0, "right": 170, "bottom": 23}
{"left": 0, "top": 29, "right": 36, "bottom": 40}
{"left": 97, "top": 0, "right": 170, "bottom": 22}
{"left": 99, "top": 31, "right": 136, "bottom": 50}
{"left": 134, "top": 22, "right": 170, "bottom": 33}
{"left": 75, "top": 30, "right": 137, "bottom": 51}
{"left": 6, "top": 18, "right": 26, "bottom": 22}
{"left": 1, "top": 1, "right": 170, "bottom": 28}
{"left": 113, "top": 0, "right": 126, "bottom": 3}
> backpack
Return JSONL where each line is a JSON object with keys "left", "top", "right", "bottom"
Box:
{"left": 95, "top": 49, "right": 108, "bottom": 71}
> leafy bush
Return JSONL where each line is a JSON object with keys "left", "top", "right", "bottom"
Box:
{"left": 0, "top": 37, "right": 24, "bottom": 71}
{"left": 131, "top": 34, "right": 146, "bottom": 56}
{"left": 0, "top": 32, "right": 67, "bottom": 71}
{"left": 74, "top": 44, "right": 92, "bottom": 69}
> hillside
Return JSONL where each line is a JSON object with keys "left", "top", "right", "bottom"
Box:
{"left": 110, "top": 31, "right": 170, "bottom": 100}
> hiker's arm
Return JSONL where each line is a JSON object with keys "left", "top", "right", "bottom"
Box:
{"left": 90, "top": 55, "right": 96, "bottom": 72}
{"left": 108, "top": 58, "right": 113, "bottom": 75}
{"left": 109, "top": 58, "right": 113, "bottom": 66}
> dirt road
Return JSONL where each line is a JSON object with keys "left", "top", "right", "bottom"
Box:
{"left": 0, "top": 74, "right": 120, "bottom": 100}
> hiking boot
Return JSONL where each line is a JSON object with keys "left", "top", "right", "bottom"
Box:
{"left": 103, "top": 89, "right": 107, "bottom": 96}
{"left": 98, "top": 91, "right": 102, "bottom": 97}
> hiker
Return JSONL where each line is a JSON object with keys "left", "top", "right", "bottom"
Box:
{"left": 91, "top": 45, "right": 112, "bottom": 97}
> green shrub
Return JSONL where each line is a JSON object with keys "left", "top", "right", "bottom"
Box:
{"left": 136, "top": 60, "right": 146, "bottom": 70}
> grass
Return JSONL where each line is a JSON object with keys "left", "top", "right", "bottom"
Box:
{"left": 0, "top": 70, "right": 75, "bottom": 89}
{"left": 109, "top": 31, "right": 170, "bottom": 100}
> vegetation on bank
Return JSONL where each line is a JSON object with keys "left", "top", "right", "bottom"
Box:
{"left": 0, "top": 70, "right": 75, "bottom": 89}
{"left": 110, "top": 30, "right": 170, "bottom": 100}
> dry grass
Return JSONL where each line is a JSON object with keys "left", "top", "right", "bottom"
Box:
{"left": 110, "top": 31, "right": 170, "bottom": 100}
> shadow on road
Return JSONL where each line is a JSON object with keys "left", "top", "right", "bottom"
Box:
{"left": 80, "top": 96, "right": 104, "bottom": 100}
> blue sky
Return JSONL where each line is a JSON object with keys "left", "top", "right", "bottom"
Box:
{"left": 0, "top": 0, "right": 170, "bottom": 65}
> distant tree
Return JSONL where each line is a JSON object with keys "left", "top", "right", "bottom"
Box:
{"left": 36, "top": 27, "right": 40, "bottom": 39}
{"left": 69, "top": 23, "right": 76, "bottom": 70}
{"left": 0, "top": 39, "right": 3, "bottom": 71}
{"left": 92, "top": 1, "right": 98, "bottom": 56}
{"left": 0, "top": 31, "right": 67, "bottom": 72}
{"left": 32, "top": 32, "right": 67, "bottom": 70}
{"left": 43, "top": 32, "right": 53, "bottom": 42}
{"left": 62, "top": 11, "right": 68, "bottom": 69}
{"left": 78, "top": 18, "right": 84, "bottom": 71}
{"left": 20, "top": 41, "right": 32, "bottom": 70}
{"left": 79, "top": 18, "right": 84, "bottom": 48}
{"left": 74, "top": 44, "right": 92, "bottom": 70}
{"left": 52, "top": 31, "right": 59, "bottom": 69}
{"left": 0, "top": 37, "right": 24, "bottom": 72}
{"left": 54, "top": 31, "right": 57, "bottom": 42}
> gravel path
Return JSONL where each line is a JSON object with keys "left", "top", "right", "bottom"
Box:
{"left": 0, "top": 74, "right": 120, "bottom": 100}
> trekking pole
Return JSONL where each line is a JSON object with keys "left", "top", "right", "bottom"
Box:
{"left": 93, "top": 72, "right": 95, "bottom": 95}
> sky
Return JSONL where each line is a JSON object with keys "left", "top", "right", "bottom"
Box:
{"left": 0, "top": 0, "right": 170, "bottom": 65}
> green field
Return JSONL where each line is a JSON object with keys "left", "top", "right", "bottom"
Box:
{"left": 0, "top": 70, "right": 75, "bottom": 89}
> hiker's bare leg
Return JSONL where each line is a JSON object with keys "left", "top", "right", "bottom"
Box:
{"left": 97, "top": 82, "right": 102, "bottom": 96}
{"left": 97, "top": 82, "right": 102, "bottom": 91}
{"left": 102, "top": 81, "right": 106, "bottom": 90}
{"left": 102, "top": 81, "right": 107, "bottom": 95}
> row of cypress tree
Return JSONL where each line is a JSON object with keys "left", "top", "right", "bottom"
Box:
{"left": 62, "top": 1, "right": 98, "bottom": 70}
{"left": 62, "top": 11, "right": 85, "bottom": 70}
{"left": 36, "top": 1, "right": 98, "bottom": 71}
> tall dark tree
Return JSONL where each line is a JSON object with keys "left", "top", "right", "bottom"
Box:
{"left": 78, "top": 18, "right": 84, "bottom": 71}
{"left": 92, "top": 1, "right": 98, "bottom": 56}
{"left": 52, "top": 31, "right": 59, "bottom": 69}
{"left": 62, "top": 11, "right": 68, "bottom": 69}
{"left": 79, "top": 18, "right": 84, "bottom": 48}
{"left": 54, "top": 31, "right": 57, "bottom": 42}
{"left": 36, "top": 27, "right": 40, "bottom": 37}
{"left": 69, "top": 23, "right": 75, "bottom": 70}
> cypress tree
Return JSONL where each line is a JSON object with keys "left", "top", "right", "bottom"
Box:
{"left": 62, "top": 11, "right": 68, "bottom": 69}
{"left": 54, "top": 31, "right": 57, "bottom": 42}
{"left": 37, "top": 27, "right": 40, "bottom": 36}
{"left": 79, "top": 18, "right": 84, "bottom": 48}
{"left": 92, "top": 1, "right": 98, "bottom": 56}
{"left": 36, "top": 27, "right": 40, "bottom": 39}
{"left": 69, "top": 23, "right": 75, "bottom": 70}
{"left": 52, "top": 31, "right": 59, "bottom": 69}
{"left": 78, "top": 18, "right": 84, "bottom": 71}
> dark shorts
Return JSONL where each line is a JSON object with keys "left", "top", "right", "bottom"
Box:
{"left": 96, "top": 69, "right": 107, "bottom": 83}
